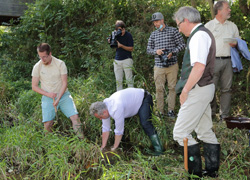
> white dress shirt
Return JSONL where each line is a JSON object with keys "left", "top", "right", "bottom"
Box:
{"left": 189, "top": 23, "right": 211, "bottom": 66}
{"left": 102, "top": 88, "right": 144, "bottom": 135}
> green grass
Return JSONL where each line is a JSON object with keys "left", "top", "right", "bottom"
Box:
{"left": 0, "top": 72, "right": 249, "bottom": 179}
{"left": 0, "top": 110, "right": 249, "bottom": 179}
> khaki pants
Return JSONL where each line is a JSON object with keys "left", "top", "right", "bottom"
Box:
{"left": 173, "top": 84, "right": 219, "bottom": 146}
{"left": 154, "top": 64, "right": 178, "bottom": 113}
{"left": 114, "top": 58, "right": 134, "bottom": 91}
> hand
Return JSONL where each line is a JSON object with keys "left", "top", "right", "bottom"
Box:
{"left": 167, "top": 52, "right": 173, "bottom": 59}
{"left": 117, "top": 41, "right": 122, "bottom": 48}
{"left": 111, "top": 146, "right": 117, "bottom": 151}
{"left": 107, "top": 38, "right": 110, "bottom": 44}
{"left": 156, "top": 49, "right": 164, "bottom": 55}
{"left": 53, "top": 98, "right": 60, "bottom": 107}
{"left": 180, "top": 90, "right": 189, "bottom": 106}
{"left": 47, "top": 92, "right": 57, "bottom": 99}
{"left": 100, "top": 146, "right": 105, "bottom": 151}
{"left": 229, "top": 42, "right": 237, "bottom": 48}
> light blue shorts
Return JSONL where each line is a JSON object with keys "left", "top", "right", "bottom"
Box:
{"left": 41, "top": 91, "right": 78, "bottom": 122}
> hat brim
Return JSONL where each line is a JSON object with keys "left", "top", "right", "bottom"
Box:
{"left": 151, "top": 18, "right": 162, "bottom": 22}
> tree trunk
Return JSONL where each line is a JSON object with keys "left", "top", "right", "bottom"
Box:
{"left": 191, "top": 0, "right": 197, "bottom": 8}
{"left": 206, "top": 0, "right": 215, "bottom": 19}
{"left": 239, "top": 0, "right": 250, "bottom": 15}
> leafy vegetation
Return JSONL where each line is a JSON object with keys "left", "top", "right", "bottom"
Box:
{"left": 0, "top": 0, "right": 249, "bottom": 179}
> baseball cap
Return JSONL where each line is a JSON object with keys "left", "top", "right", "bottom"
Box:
{"left": 151, "top": 12, "right": 164, "bottom": 21}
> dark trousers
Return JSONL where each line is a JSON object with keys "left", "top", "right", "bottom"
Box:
{"left": 138, "top": 91, "right": 156, "bottom": 136}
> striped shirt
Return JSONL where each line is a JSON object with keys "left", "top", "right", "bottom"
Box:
{"left": 147, "top": 26, "right": 185, "bottom": 68}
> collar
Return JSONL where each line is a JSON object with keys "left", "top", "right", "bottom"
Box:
{"left": 190, "top": 23, "right": 202, "bottom": 34}
{"left": 214, "top": 17, "right": 229, "bottom": 25}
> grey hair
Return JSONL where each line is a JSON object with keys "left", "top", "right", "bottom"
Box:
{"left": 89, "top": 101, "right": 107, "bottom": 116}
{"left": 214, "top": 1, "right": 228, "bottom": 16}
{"left": 173, "top": 6, "right": 201, "bottom": 23}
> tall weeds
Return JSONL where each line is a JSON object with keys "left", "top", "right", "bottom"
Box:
{"left": 0, "top": 0, "right": 249, "bottom": 179}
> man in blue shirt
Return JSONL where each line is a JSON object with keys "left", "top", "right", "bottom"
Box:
{"left": 112, "top": 20, "right": 134, "bottom": 91}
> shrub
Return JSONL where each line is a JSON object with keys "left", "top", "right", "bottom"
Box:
{"left": 15, "top": 90, "right": 41, "bottom": 118}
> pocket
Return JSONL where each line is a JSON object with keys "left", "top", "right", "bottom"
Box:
{"left": 175, "top": 79, "right": 187, "bottom": 95}
{"left": 129, "top": 58, "right": 133, "bottom": 65}
{"left": 42, "top": 95, "right": 51, "bottom": 109}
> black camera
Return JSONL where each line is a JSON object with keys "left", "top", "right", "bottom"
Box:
{"left": 160, "top": 49, "right": 171, "bottom": 63}
{"left": 108, "top": 29, "right": 122, "bottom": 48}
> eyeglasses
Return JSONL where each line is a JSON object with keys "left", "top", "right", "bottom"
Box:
{"left": 177, "top": 21, "right": 184, "bottom": 28}
{"left": 37, "top": 55, "right": 50, "bottom": 59}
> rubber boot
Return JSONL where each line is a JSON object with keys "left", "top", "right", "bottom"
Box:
{"left": 148, "top": 134, "right": 163, "bottom": 156}
{"left": 187, "top": 144, "right": 202, "bottom": 178}
{"left": 203, "top": 143, "right": 220, "bottom": 178}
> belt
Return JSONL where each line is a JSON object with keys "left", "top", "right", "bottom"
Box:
{"left": 216, "top": 56, "right": 231, "bottom": 59}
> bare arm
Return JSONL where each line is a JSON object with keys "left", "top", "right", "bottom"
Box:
{"left": 101, "top": 123, "right": 123, "bottom": 151}
{"left": 101, "top": 131, "right": 110, "bottom": 149}
{"left": 111, "top": 135, "right": 123, "bottom": 151}
{"left": 117, "top": 41, "right": 133, "bottom": 52}
{"left": 32, "top": 76, "right": 57, "bottom": 99}
{"left": 53, "top": 74, "right": 67, "bottom": 106}
{"left": 180, "top": 62, "right": 205, "bottom": 105}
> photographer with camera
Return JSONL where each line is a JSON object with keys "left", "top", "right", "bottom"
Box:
{"left": 147, "top": 12, "right": 185, "bottom": 118}
{"left": 108, "top": 20, "right": 134, "bottom": 91}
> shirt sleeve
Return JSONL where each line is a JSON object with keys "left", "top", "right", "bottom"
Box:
{"left": 102, "top": 117, "right": 111, "bottom": 132}
{"left": 114, "top": 116, "right": 125, "bottom": 135}
{"left": 113, "top": 105, "right": 125, "bottom": 135}
{"left": 233, "top": 23, "right": 240, "bottom": 39}
{"left": 189, "top": 31, "right": 211, "bottom": 66}
{"left": 147, "top": 33, "right": 156, "bottom": 55}
{"left": 60, "top": 61, "right": 67, "bottom": 75}
{"left": 31, "top": 63, "right": 40, "bottom": 77}
{"left": 172, "top": 28, "right": 186, "bottom": 54}
{"left": 127, "top": 33, "right": 134, "bottom": 47}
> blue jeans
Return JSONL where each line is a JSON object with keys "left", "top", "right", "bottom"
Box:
{"left": 138, "top": 91, "right": 156, "bottom": 136}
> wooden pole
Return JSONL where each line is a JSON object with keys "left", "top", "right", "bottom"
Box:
{"left": 53, "top": 98, "right": 58, "bottom": 122}
{"left": 53, "top": 98, "right": 57, "bottom": 113}
{"left": 183, "top": 137, "right": 188, "bottom": 171}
